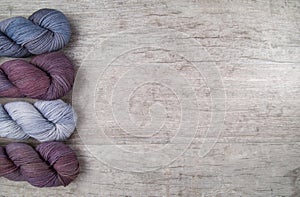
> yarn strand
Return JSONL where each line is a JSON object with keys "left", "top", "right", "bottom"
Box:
{"left": 0, "top": 8, "right": 71, "bottom": 57}
{"left": 0, "top": 51, "right": 75, "bottom": 100}
{"left": 0, "top": 142, "right": 79, "bottom": 187}
{"left": 0, "top": 99, "right": 77, "bottom": 142}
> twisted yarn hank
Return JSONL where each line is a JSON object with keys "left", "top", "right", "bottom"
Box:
{"left": 0, "top": 51, "right": 74, "bottom": 100}
{"left": 0, "top": 8, "right": 71, "bottom": 57}
{"left": 0, "top": 99, "right": 77, "bottom": 142}
{"left": 0, "top": 142, "right": 79, "bottom": 187}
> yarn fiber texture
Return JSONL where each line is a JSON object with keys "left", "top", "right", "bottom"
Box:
{"left": 0, "top": 99, "right": 77, "bottom": 142}
{"left": 0, "top": 142, "right": 79, "bottom": 187}
{"left": 0, "top": 8, "right": 71, "bottom": 57}
{"left": 0, "top": 51, "right": 74, "bottom": 100}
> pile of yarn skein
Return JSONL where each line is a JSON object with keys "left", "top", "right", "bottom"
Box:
{"left": 0, "top": 8, "right": 79, "bottom": 188}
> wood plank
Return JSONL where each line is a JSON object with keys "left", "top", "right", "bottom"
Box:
{"left": 0, "top": 0, "right": 299, "bottom": 196}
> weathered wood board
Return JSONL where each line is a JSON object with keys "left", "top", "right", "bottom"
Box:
{"left": 0, "top": 0, "right": 299, "bottom": 196}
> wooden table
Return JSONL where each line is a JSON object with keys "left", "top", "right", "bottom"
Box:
{"left": 0, "top": 0, "right": 299, "bottom": 196}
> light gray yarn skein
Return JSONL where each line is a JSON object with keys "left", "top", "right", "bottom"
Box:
{"left": 0, "top": 99, "right": 77, "bottom": 142}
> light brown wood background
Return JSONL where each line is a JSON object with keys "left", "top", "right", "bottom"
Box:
{"left": 0, "top": 0, "right": 299, "bottom": 196}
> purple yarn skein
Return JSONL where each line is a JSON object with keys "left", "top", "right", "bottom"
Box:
{"left": 0, "top": 142, "right": 80, "bottom": 187}
{"left": 0, "top": 51, "right": 74, "bottom": 100}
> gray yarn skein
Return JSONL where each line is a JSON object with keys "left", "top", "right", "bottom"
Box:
{"left": 0, "top": 99, "right": 77, "bottom": 142}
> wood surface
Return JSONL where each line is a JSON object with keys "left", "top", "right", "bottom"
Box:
{"left": 0, "top": 0, "right": 299, "bottom": 196}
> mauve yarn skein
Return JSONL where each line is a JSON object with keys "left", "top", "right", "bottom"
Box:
{"left": 0, "top": 142, "right": 79, "bottom": 187}
{"left": 0, "top": 8, "right": 71, "bottom": 57}
{"left": 0, "top": 51, "right": 74, "bottom": 100}
{"left": 0, "top": 99, "right": 77, "bottom": 142}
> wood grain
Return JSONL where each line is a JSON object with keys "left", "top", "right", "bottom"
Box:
{"left": 0, "top": 0, "right": 299, "bottom": 196}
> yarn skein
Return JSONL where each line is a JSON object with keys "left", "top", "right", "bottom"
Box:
{"left": 0, "top": 51, "right": 74, "bottom": 100}
{"left": 0, "top": 8, "right": 71, "bottom": 57}
{"left": 0, "top": 99, "right": 77, "bottom": 142}
{"left": 0, "top": 142, "right": 79, "bottom": 187}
